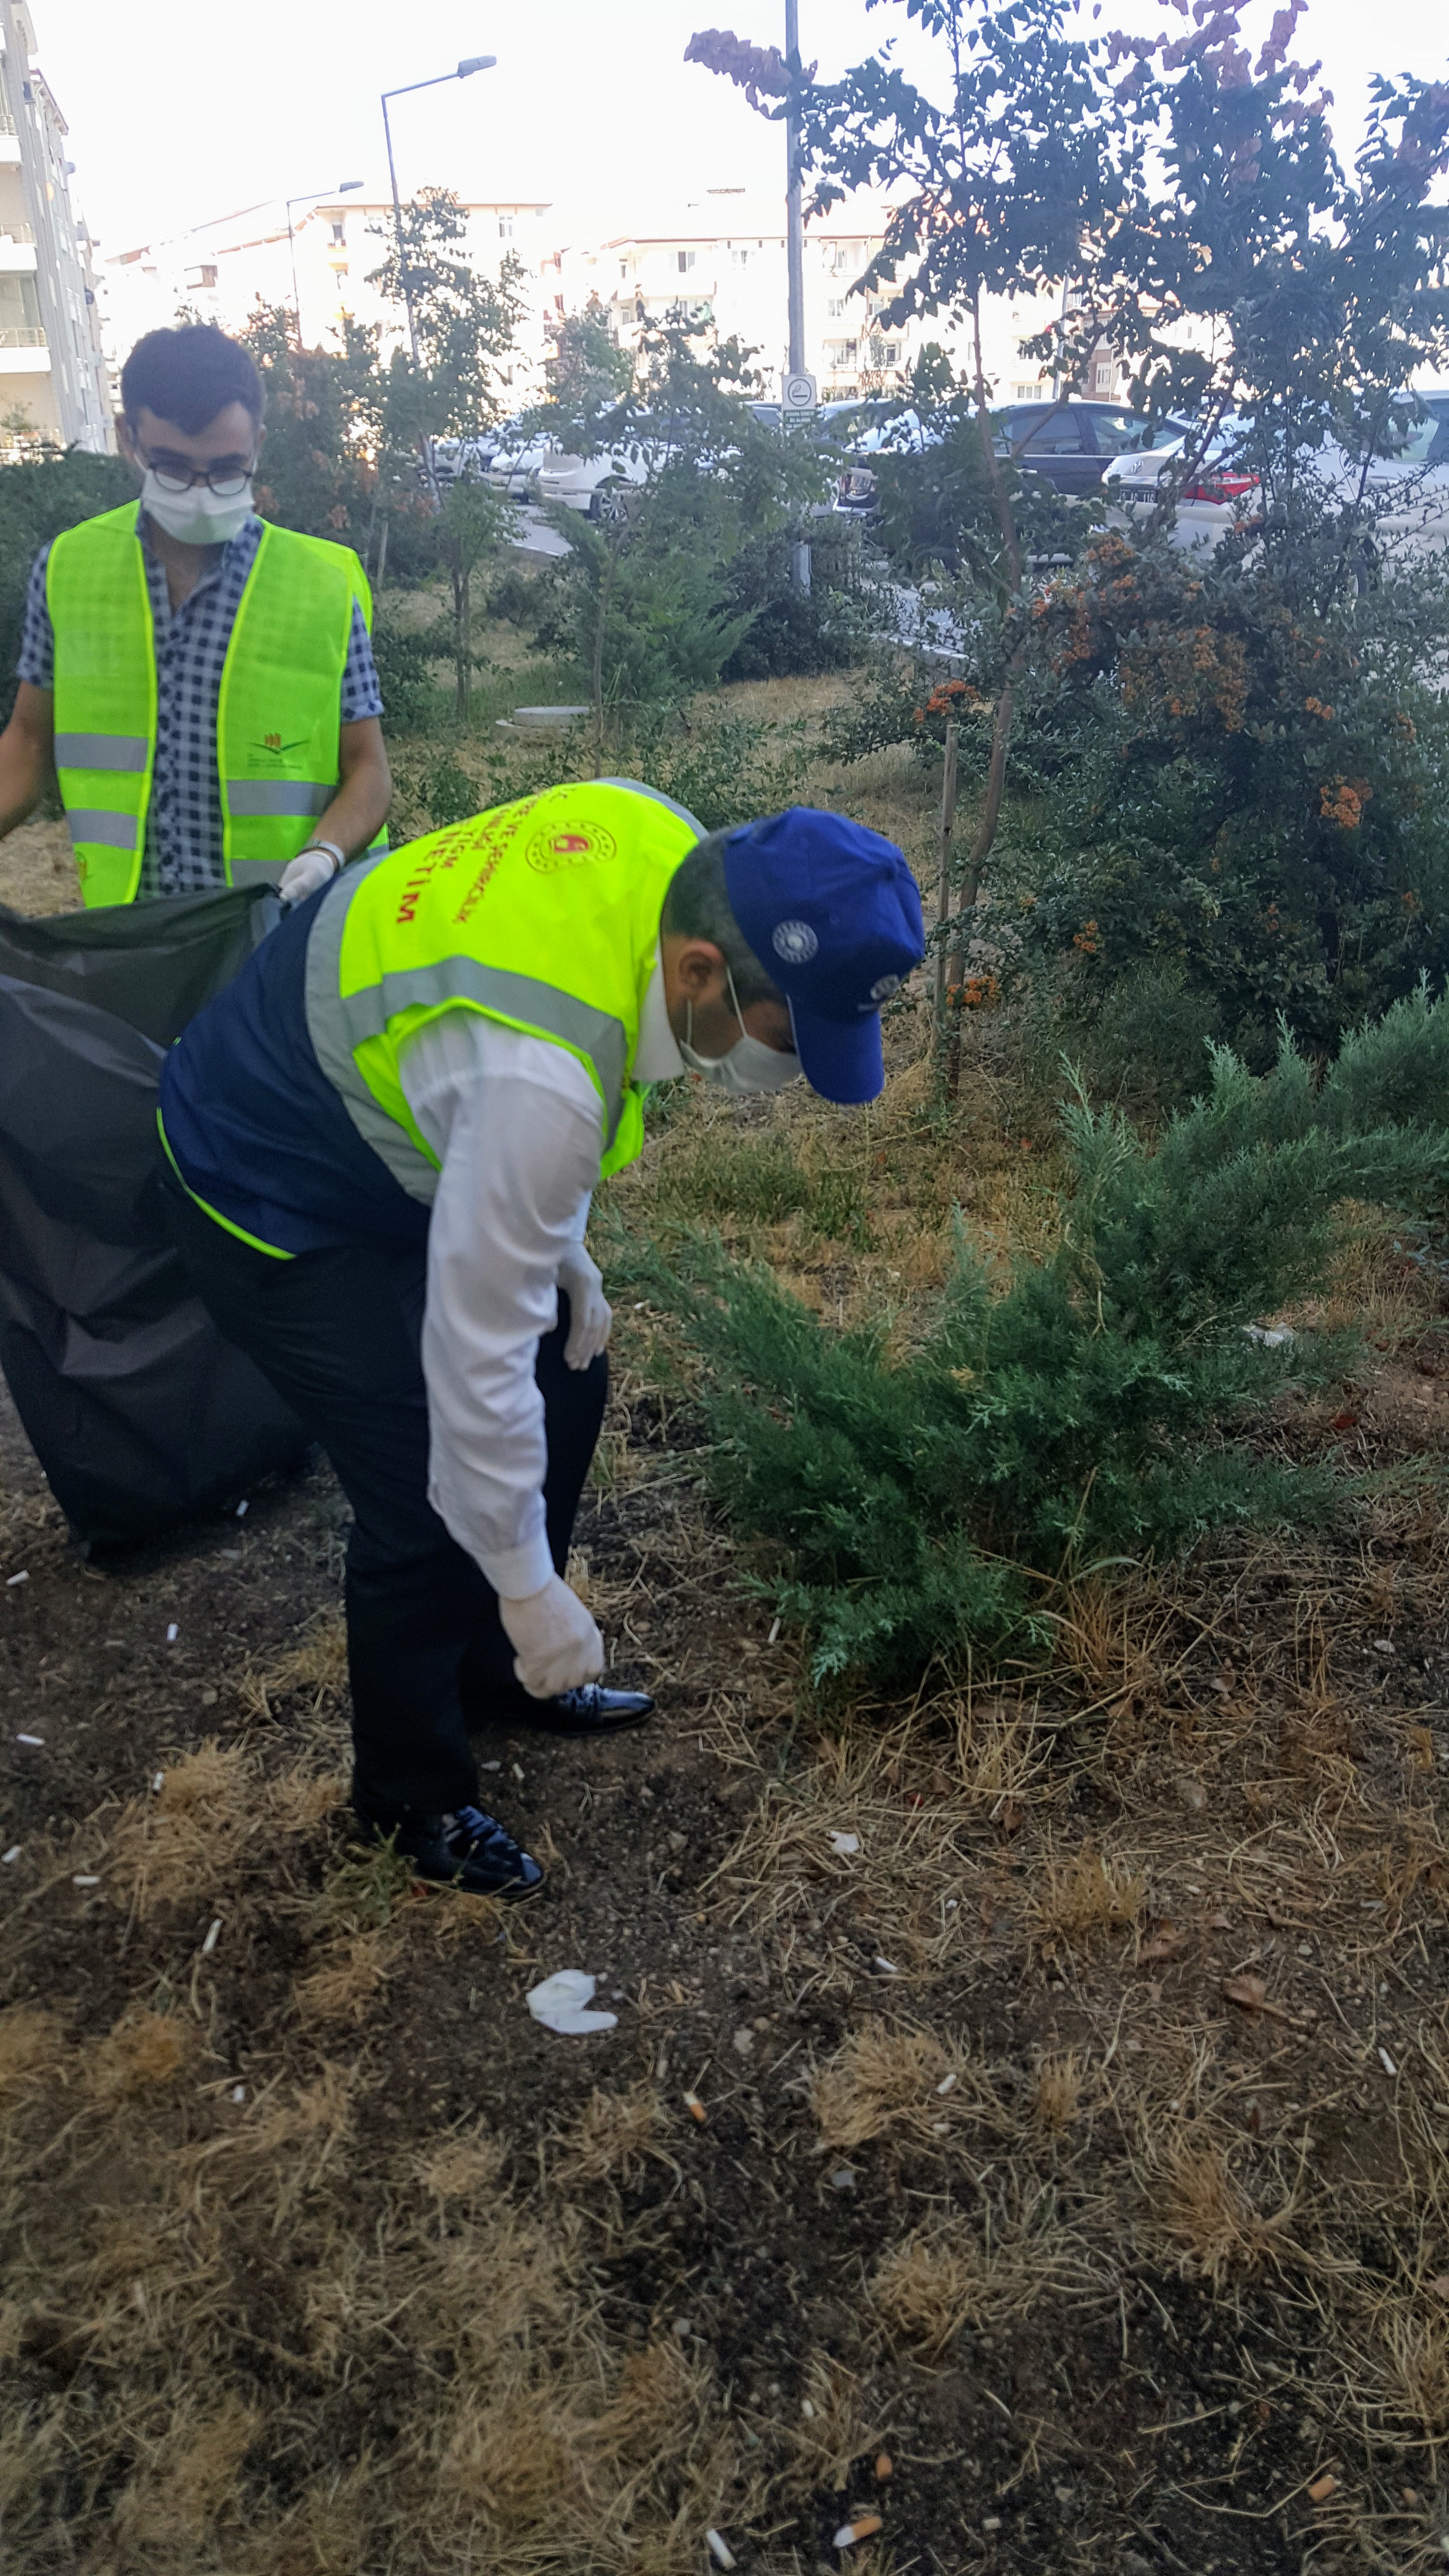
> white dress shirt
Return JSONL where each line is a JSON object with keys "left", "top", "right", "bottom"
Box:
{"left": 396, "top": 954, "right": 685, "bottom": 1599}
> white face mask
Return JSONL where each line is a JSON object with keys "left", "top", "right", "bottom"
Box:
{"left": 141, "top": 470, "right": 254, "bottom": 547}
{"left": 678, "top": 968, "right": 803, "bottom": 1096}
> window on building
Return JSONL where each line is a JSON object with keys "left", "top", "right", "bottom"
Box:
{"left": 1013, "top": 381, "right": 1046, "bottom": 401}
{"left": 730, "top": 247, "right": 749, "bottom": 268}
{"left": 827, "top": 297, "right": 845, "bottom": 320}
{"left": 499, "top": 217, "right": 515, "bottom": 238}
{"left": 330, "top": 222, "right": 345, "bottom": 245}
{"left": 1094, "top": 359, "right": 1113, "bottom": 392}
{"left": 677, "top": 249, "right": 696, "bottom": 273}
{"left": 184, "top": 265, "right": 217, "bottom": 290}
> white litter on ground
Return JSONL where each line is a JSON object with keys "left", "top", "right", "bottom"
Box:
{"left": 16, "top": 1733, "right": 42, "bottom": 1746}
{"left": 705, "top": 2533, "right": 737, "bottom": 2571}
{"left": 1, "top": 1847, "right": 20, "bottom": 1864}
{"left": 1243, "top": 1322, "right": 1295, "bottom": 1349}
{"left": 6, "top": 1570, "right": 28, "bottom": 1585}
{"left": 525, "top": 1970, "right": 618, "bottom": 2036}
{"left": 165, "top": 1623, "right": 178, "bottom": 1642}
{"left": 202, "top": 1918, "right": 222, "bottom": 1955}
{"left": 828, "top": 1831, "right": 861, "bottom": 1857}
{"left": 72, "top": 1875, "right": 99, "bottom": 1887}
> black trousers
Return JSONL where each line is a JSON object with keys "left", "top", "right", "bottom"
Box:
{"left": 162, "top": 1184, "right": 608, "bottom": 1816}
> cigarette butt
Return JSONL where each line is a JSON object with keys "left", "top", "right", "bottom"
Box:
{"left": 705, "top": 2532, "right": 737, "bottom": 2570}
{"left": 874, "top": 2451, "right": 893, "bottom": 2480}
{"left": 684, "top": 2090, "right": 707, "bottom": 2123}
{"left": 767, "top": 1616, "right": 781, "bottom": 1645}
{"left": 202, "top": 1918, "right": 222, "bottom": 1955}
{"left": 833, "top": 2516, "right": 883, "bottom": 2548}
{"left": 1308, "top": 2472, "right": 1337, "bottom": 2504}
{"left": 166, "top": 1623, "right": 178, "bottom": 1642}
{"left": 935, "top": 2071, "right": 958, "bottom": 2096}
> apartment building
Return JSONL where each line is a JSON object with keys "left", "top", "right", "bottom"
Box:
{"left": 101, "top": 177, "right": 1117, "bottom": 425}
{"left": 0, "top": 0, "right": 111, "bottom": 452}
{"left": 105, "top": 194, "right": 555, "bottom": 399}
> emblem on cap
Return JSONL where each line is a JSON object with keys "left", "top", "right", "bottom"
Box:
{"left": 869, "top": 972, "right": 902, "bottom": 1004}
{"left": 772, "top": 919, "right": 819, "bottom": 964}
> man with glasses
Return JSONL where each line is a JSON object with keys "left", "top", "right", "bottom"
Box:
{"left": 0, "top": 324, "right": 390, "bottom": 905}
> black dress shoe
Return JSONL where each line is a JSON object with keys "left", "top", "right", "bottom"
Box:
{"left": 354, "top": 1798, "right": 544, "bottom": 1900}
{"left": 509, "top": 1683, "right": 655, "bottom": 1737}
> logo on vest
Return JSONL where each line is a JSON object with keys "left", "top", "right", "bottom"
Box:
{"left": 251, "top": 732, "right": 306, "bottom": 770}
{"left": 527, "top": 821, "right": 618, "bottom": 875}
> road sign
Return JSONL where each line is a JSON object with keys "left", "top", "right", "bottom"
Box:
{"left": 782, "top": 370, "right": 819, "bottom": 411}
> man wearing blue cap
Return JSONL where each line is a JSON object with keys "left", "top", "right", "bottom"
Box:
{"left": 158, "top": 780, "right": 923, "bottom": 1898}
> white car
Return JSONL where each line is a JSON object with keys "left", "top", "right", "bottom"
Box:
{"left": 533, "top": 441, "right": 658, "bottom": 520}
{"left": 1102, "top": 392, "right": 1449, "bottom": 557}
{"left": 485, "top": 431, "right": 553, "bottom": 501}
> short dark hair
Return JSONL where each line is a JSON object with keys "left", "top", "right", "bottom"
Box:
{"left": 661, "top": 829, "right": 785, "bottom": 1010}
{"left": 120, "top": 326, "right": 263, "bottom": 435}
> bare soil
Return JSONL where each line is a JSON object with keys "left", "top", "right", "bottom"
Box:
{"left": 1, "top": 691, "right": 1447, "bottom": 2572}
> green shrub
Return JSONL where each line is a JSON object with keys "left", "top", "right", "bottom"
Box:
{"left": 614, "top": 708, "right": 812, "bottom": 833}
{"left": 1011, "top": 530, "right": 1449, "bottom": 1058}
{"left": 0, "top": 448, "right": 135, "bottom": 722}
{"left": 611, "top": 984, "right": 1449, "bottom": 1686}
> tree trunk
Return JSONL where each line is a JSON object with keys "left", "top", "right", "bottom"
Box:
{"left": 934, "top": 718, "right": 960, "bottom": 1052}
{"left": 943, "top": 291, "right": 1029, "bottom": 1098}
{"left": 453, "top": 560, "right": 471, "bottom": 718}
{"left": 375, "top": 516, "right": 390, "bottom": 591}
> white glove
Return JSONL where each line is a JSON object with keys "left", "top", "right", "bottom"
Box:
{"left": 500, "top": 1573, "right": 604, "bottom": 1699}
{"left": 278, "top": 846, "right": 341, "bottom": 902}
{"left": 556, "top": 1240, "right": 612, "bottom": 1370}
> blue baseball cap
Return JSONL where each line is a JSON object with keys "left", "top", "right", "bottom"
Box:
{"left": 723, "top": 807, "right": 925, "bottom": 1104}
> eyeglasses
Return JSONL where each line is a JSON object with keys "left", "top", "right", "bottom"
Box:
{"left": 139, "top": 448, "right": 257, "bottom": 497}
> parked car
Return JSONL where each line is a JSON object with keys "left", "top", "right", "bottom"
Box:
{"left": 1102, "top": 390, "right": 1449, "bottom": 555}
{"left": 431, "top": 427, "right": 512, "bottom": 486}
{"left": 832, "top": 400, "right": 1193, "bottom": 518}
{"left": 533, "top": 439, "right": 660, "bottom": 519}
{"left": 485, "top": 430, "right": 553, "bottom": 501}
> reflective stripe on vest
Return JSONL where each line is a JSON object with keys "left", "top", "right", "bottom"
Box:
{"left": 47, "top": 505, "right": 376, "bottom": 907}
{"left": 54, "top": 731, "right": 148, "bottom": 773}
{"left": 304, "top": 784, "right": 702, "bottom": 1199}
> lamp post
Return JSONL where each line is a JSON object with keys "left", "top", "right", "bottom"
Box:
{"left": 287, "top": 179, "right": 363, "bottom": 352}
{"left": 784, "top": 0, "right": 811, "bottom": 594}
{"left": 381, "top": 55, "right": 497, "bottom": 365}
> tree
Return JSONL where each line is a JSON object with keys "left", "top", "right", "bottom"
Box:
{"left": 688, "top": 2, "right": 1449, "bottom": 1062}
{"left": 434, "top": 472, "right": 511, "bottom": 716}
{"left": 365, "top": 187, "right": 527, "bottom": 440}
{"left": 534, "top": 321, "right": 830, "bottom": 751}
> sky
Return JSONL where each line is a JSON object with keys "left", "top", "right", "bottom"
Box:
{"left": 37, "top": 0, "right": 1449, "bottom": 261}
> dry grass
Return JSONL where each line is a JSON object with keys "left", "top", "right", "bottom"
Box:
{"left": 870, "top": 2190, "right": 1111, "bottom": 2357}
{"left": 1030, "top": 1844, "right": 1150, "bottom": 1951}
{"left": 552, "top": 2083, "right": 671, "bottom": 2188}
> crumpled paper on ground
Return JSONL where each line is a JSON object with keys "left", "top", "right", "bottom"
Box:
{"left": 525, "top": 1969, "right": 618, "bottom": 2035}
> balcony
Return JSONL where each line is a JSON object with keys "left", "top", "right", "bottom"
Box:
{"left": 0, "top": 324, "right": 49, "bottom": 371}
{"left": 0, "top": 229, "right": 36, "bottom": 274}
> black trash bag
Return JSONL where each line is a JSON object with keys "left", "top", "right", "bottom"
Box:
{"left": 0, "top": 889, "right": 306, "bottom": 1549}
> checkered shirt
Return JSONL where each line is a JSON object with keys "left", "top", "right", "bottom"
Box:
{"left": 19, "top": 509, "right": 383, "bottom": 898}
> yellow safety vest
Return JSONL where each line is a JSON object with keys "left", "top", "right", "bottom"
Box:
{"left": 47, "top": 502, "right": 375, "bottom": 907}
{"left": 304, "top": 779, "right": 701, "bottom": 1198}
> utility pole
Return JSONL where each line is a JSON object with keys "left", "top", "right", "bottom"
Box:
{"left": 785, "top": 0, "right": 811, "bottom": 594}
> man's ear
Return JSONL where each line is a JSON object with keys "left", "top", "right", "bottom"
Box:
{"left": 671, "top": 937, "right": 728, "bottom": 999}
{"left": 117, "top": 417, "right": 140, "bottom": 468}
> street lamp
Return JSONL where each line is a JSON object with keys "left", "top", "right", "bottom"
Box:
{"left": 287, "top": 178, "right": 363, "bottom": 351}
{"left": 381, "top": 55, "right": 498, "bottom": 363}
